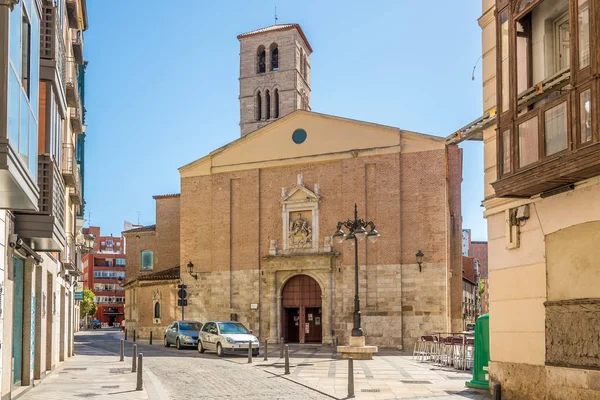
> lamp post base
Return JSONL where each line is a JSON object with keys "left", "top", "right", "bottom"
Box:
{"left": 337, "top": 336, "right": 378, "bottom": 360}
{"left": 351, "top": 327, "right": 363, "bottom": 337}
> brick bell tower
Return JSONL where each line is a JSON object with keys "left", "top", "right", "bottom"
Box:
{"left": 237, "top": 24, "right": 312, "bottom": 137}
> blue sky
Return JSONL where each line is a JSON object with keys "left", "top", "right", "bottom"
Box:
{"left": 84, "top": 1, "right": 486, "bottom": 241}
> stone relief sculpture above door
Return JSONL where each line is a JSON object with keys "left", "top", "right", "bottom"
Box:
{"left": 279, "top": 174, "right": 321, "bottom": 253}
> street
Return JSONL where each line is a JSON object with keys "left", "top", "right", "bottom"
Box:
{"left": 76, "top": 329, "right": 329, "bottom": 400}
{"left": 68, "top": 329, "right": 490, "bottom": 400}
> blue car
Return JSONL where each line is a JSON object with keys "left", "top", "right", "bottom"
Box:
{"left": 91, "top": 319, "right": 101, "bottom": 329}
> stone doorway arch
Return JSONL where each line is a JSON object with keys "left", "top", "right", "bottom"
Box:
{"left": 281, "top": 274, "right": 322, "bottom": 343}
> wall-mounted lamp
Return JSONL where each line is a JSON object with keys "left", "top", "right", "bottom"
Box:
{"left": 187, "top": 261, "right": 198, "bottom": 280}
{"left": 416, "top": 250, "right": 424, "bottom": 272}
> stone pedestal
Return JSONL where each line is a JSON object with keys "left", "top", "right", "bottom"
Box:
{"left": 337, "top": 335, "right": 378, "bottom": 360}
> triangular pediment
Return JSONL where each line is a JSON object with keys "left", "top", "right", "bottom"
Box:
{"left": 180, "top": 110, "right": 445, "bottom": 177}
{"left": 283, "top": 176, "right": 319, "bottom": 203}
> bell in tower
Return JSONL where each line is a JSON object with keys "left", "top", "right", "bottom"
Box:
{"left": 237, "top": 24, "right": 312, "bottom": 137}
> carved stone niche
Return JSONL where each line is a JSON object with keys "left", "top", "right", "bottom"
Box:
{"left": 280, "top": 173, "right": 320, "bottom": 253}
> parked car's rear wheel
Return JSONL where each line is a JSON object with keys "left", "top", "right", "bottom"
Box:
{"left": 176, "top": 338, "right": 181, "bottom": 350}
{"left": 216, "top": 343, "right": 224, "bottom": 357}
{"left": 164, "top": 336, "right": 170, "bottom": 347}
{"left": 198, "top": 340, "right": 205, "bottom": 353}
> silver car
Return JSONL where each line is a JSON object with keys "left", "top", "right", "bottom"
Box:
{"left": 198, "top": 321, "right": 259, "bottom": 357}
{"left": 164, "top": 320, "right": 202, "bottom": 350}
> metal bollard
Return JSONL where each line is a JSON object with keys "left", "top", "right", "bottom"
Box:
{"left": 348, "top": 357, "right": 354, "bottom": 398}
{"left": 493, "top": 383, "right": 501, "bottom": 400}
{"left": 133, "top": 329, "right": 136, "bottom": 342}
{"left": 131, "top": 344, "right": 138, "bottom": 372}
{"left": 263, "top": 340, "right": 268, "bottom": 361}
{"left": 136, "top": 353, "right": 143, "bottom": 391}
{"left": 149, "top": 331, "right": 153, "bottom": 345}
{"left": 284, "top": 345, "right": 290, "bottom": 375}
{"left": 280, "top": 337, "right": 284, "bottom": 358}
{"left": 248, "top": 341, "right": 253, "bottom": 363}
{"left": 120, "top": 339, "right": 124, "bottom": 362}
{"left": 125, "top": 329, "right": 128, "bottom": 341}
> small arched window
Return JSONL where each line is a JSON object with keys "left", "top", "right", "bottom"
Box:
{"left": 270, "top": 44, "right": 279, "bottom": 71}
{"left": 154, "top": 302, "right": 160, "bottom": 319}
{"left": 257, "top": 46, "right": 266, "bottom": 74}
{"left": 265, "top": 90, "right": 271, "bottom": 119}
{"left": 256, "top": 91, "right": 262, "bottom": 121}
{"left": 299, "top": 48, "right": 305, "bottom": 76}
{"left": 274, "top": 89, "right": 279, "bottom": 118}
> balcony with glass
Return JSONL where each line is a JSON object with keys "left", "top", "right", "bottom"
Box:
{"left": 492, "top": 0, "right": 598, "bottom": 198}
{"left": 14, "top": 155, "right": 67, "bottom": 252}
{"left": 0, "top": 1, "right": 41, "bottom": 211}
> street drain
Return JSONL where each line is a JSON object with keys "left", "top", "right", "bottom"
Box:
{"left": 446, "top": 376, "right": 470, "bottom": 380}
{"left": 400, "top": 380, "right": 432, "bottom": 384}
{"left": 109, "top": 368, "right": 129, "bottom": 374}
{"left": 361, "top": 389, "right": 381, "bottom": 393}
{"left": 75, "top": 394, "right": 99, "bottom": 398}
{"left": 64, "top": 368, "right": 88, "bottom": 371}
{"left": 101, "top": 385, "right": 119, "bottom": 389}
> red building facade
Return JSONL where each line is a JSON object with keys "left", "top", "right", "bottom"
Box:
{"left": 82, "top": 226, "right": 126, "bottom": 326}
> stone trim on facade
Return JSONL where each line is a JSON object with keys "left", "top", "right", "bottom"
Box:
{"left": 545, "top": 298, "right": 600, "bottom": 370}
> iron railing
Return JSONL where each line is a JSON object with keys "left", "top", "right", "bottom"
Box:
{"left": 62, "top": 143, "right": 76, "bottom": 186}
{"left": 69, "top": 164, "right": 82, "bottom": 205}
{"left": 66, "top": 60, "right": 79, "bottom": 108}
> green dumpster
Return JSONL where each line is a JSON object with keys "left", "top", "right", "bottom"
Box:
{"left": 466, "top": 313, "right": 489, "bottom": 390}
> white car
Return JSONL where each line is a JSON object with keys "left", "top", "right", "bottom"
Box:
{"left": 198, "top": 321, "right": 259, "bottom": 357}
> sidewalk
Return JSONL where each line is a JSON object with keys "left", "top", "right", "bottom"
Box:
{"left": 19, "top": 341, "right": 153, "bottom": 400}
{"left": 246, "top": 345, "right": 492, "bottom": 400}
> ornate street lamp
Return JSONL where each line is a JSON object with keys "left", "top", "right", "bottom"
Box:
{"left": 332, "top": 204, "right": 380, "bottom": 337}
{"left": 416, "top": 250, "right": 424, "bottom": 272}
{"left": 187, "top": 261, "right": 198, "bottom": 280}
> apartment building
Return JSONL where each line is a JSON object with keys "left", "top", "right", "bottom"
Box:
{"left": 82, "top": 227, "right": 126, "bottom": 327}
{"left": 448, "top": 0, "right": 600, "bottom": 397}
{"left": 0, "top": 0, "right": 88, "bottom": 397}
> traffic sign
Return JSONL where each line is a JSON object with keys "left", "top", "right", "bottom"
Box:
{"left": 178, "top": 299, "right": 188, "bottom": 307}
{"left": 178, "top": 289, "right": 187, "bottom": 299}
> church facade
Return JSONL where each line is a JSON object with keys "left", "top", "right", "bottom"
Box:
{"left": 176, "top": 24, "right": 464, "bottom": 348}
{"left": 124, "top": 24, "right": 464, "bottom": 349}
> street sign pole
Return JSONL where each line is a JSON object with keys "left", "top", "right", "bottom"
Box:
{"left": 178, "top": 284, "right": 188, "bottom": 321}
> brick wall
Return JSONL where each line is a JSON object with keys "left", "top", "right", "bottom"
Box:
{"left": 180, "top": 148, "right": 462, "bottom": 347}
{"left": 124, "top": 196, "right": 180, "bottom": 282}
{"left": 239, "top": 27, "right": 311, "bottom": 136}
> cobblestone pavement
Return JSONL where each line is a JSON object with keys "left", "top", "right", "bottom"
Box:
{"left": 78, "top": 330, "right": 491, "bottom": 400}
{"left": 78, "top": 329, "right": 328, "bottom": 400}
